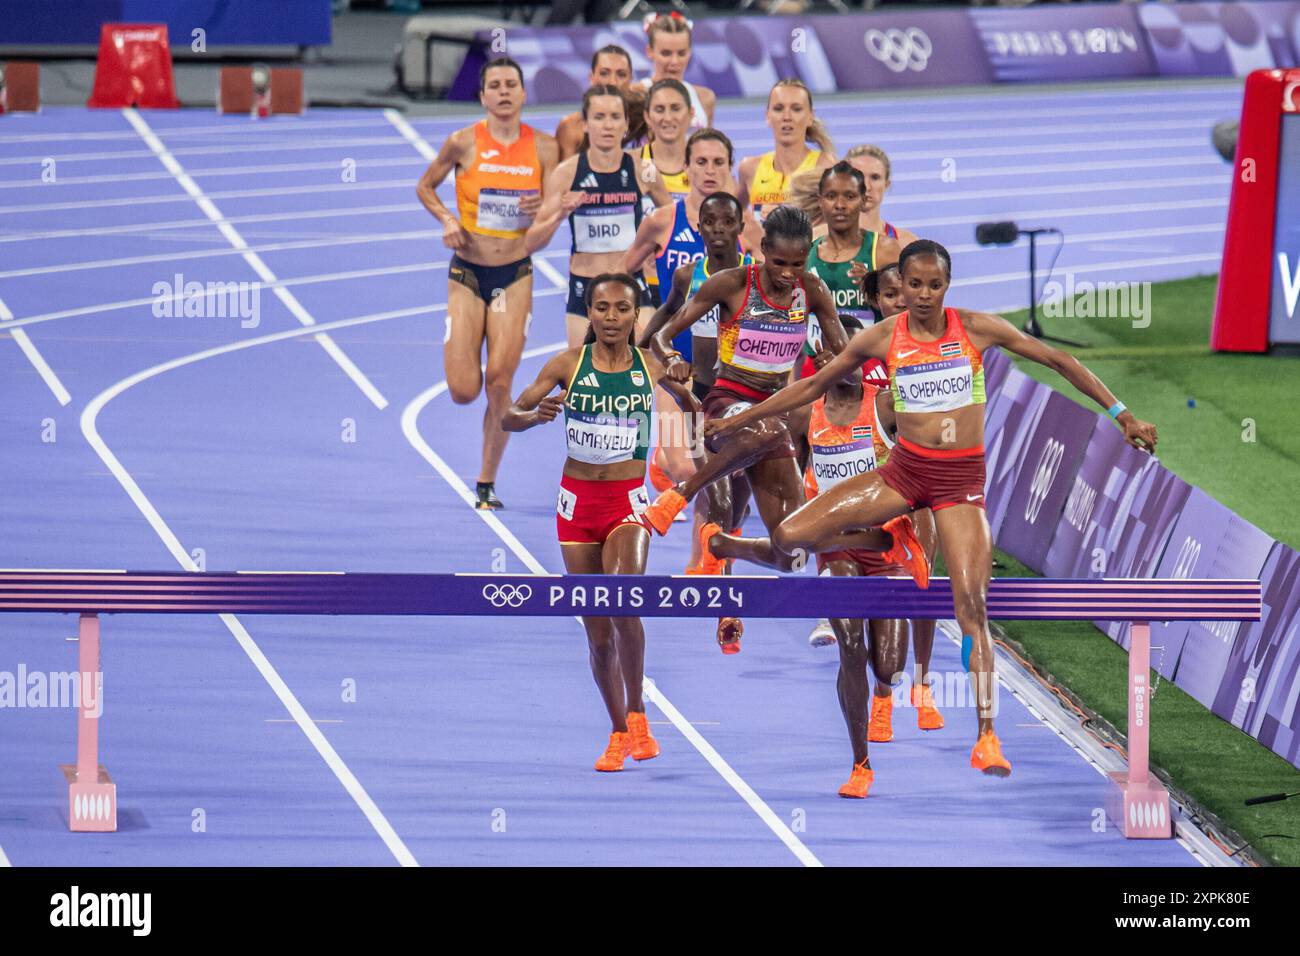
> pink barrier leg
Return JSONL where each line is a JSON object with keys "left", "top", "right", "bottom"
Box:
{"left": 1106, "top": 621, "right": 1171, "bottom": 838}
{"left": 61, "top": 612, "right": 115, "bottom": 832}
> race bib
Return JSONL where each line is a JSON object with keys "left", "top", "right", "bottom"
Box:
{"left": 810, "top": 439, "right": 876, "bottom": 493}
{"left": 557, "top": 486, "right": 577, "bottom": 521}
{"left": 893, "top": 357, "right": 974, "bottom": 413}
{"left": 721, "top": 400, "right": 753, "bottom": 419}
{"left": 574, "top": 204, "right": 636, "bottom": 254}
{"left": 693, "top": 304, "right": 720, "bottom": 339}
{"left": 805, "top": 313, "right": 823, "bottom": 352}
{"left": 730, "top": 319, "right": 806, "bottom": 374}
{"left": 478, "top": 188, "right": 534, "bottom": 234}
{"left": 565, "top": 410, "right": 643, "bottom": 465}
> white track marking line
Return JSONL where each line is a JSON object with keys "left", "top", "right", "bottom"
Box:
{"left": 0, "top": 177, "right": 415, "bottom": 216}
{"left": 0, "top": 295, "right": 70, "bottom": 405}
{"left": 952, "top": 251, "right": 1221, "bottom": 291}
{"left": 0, "top": 137, "right": 409, "bottom": 168}
{"left": 0, "top": 167, "right": 1223, "bottom": 217}
{"left": 0, "top": 201, "right": 422, "bottom": 245}
{"left": 80, "top": 394, "right": 419, "bottom": 868}
{"left": 933, "top": 621, "right": 1229, "bottom": 866}
{"left": 383, "top": 109, "right": 436, "bottom": 161}
{"left": 0, "top": 157, "right": 426, "bottom": 191}
{"left": 907, "top": 196, "right": 1226, "bottom": 230}
{"left": 533, "top": 256, "right": 567, "bottom": 290}
{"left": 400, "top": 358, "right": 822, "bottom": 868}
{"left": 0, "top": 842, "right": 9, "bottom": 866}
{"left": 0, "top": 131, "right": 1214, "bottom": 172}
{"left": 70, "top": 293, "right": 565, "bottom": 865}
{"left": 0, "top": 229, "right": 439, "bottom": 280}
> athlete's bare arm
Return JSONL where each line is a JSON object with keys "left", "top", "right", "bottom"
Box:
{"left": 526, "top": 130, "right": 561, "bottom": 218}
{"left": 963, "top": 310, "right": 1158, "bottom": 451}
{"left": 643, "top": 350, "right": 701, "bottom": 417}
{"left": 416, "top": 126, "right": 472, "bottom": 250}
{"left": 525, "top": 156, "right": 582, "bottom": 254}
{"left": 622, "top": 203, "right": 673, "bottom": 275}
{"left": 703, "top": 318, "right": 894, "bottom": 438}
{"left": 875, "top": 235, "right": 902, "bottom": 268}
{"left": 636, "top": 153, "right": 673, "bottom": 209}
{"left": 696, "top": 85, "right": 717, "bottom": 126}
{"left": 650, "top": 268, "right": 748, "bottom": 378}
{"left": 637, "top": 262, "right": 691, "bottom": 348}
{"left": 805, "top": 273, "right": 850, "bottom": 355}
{"left": 502, "top": 350, "right": 579, "bottom": 431}
{"left": 555, "top": 112, "right": 583, "bottom": 162}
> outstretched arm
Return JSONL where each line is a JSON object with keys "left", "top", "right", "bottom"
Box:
{"left": 416, "top": 129, "right": 469, "bottom": 251}
{"left": 623, "top": 204, "right": 670, "bottom": 276}
{"left": 650, "top": 269, "right": 743, "bottom": 381}
{"left": 966, "top": 310, "right": 1158, "bottom": 452}
{"left": 502, "top": 352, "right": 575, "bottom": 432}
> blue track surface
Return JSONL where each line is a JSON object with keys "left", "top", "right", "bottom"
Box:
{"left": 0, "top": 83, "right": 1240, "bottom": 866}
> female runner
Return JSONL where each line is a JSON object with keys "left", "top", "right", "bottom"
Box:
{"left": 624, "top": 127, "right": 734, "bottom": 497}
{"left": 635, "top": 79, "right": 696, "bottom": 313}
{"left": 502, "top": 273, "right": 698, "bottom": 771}
{"left": 555, "top": 45, "right": 636, "bottom": 161}
{"left": 416, "top": 56, "right": 559, "bottom": 511}
{"left": 632, "top": 13, "right": 715, "bottom": 130}
{"left": 703, "top": 240, "right": 1159, "bottom": 776}
{"left": 646, "top": 207, "right": 927, "bottom": 652}
{"left": 737, "top": 78, "right": 835, "bottom": 251}
{"left": 790, "top": 144, "right": 919, "bottom": 247}
{"left": 527, "top": 85, "right": 671, "bottom": 348}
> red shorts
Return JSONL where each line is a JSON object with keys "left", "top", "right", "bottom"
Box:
{"left": 817, "top": 548, "right": 902, "bottom": 577}
{"left": 702, "top": 379, "right": 796, "bottom": 461}
{"left": 556, "top": 475, "right": 651, "bottom": 544}
{"left": 876, "top": 436, "right": 986, "bottom": 511}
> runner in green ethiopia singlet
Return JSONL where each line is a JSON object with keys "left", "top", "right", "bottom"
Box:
{"left": 563, "top": 344, "right": 656, "bottom": 464}
{"left": 804, "top": 231, "right": 881, "bottom": 356}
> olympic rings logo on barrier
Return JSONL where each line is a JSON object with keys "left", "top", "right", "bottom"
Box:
{"left": 1024, "top": 438, "right": 1065, "bottom": 525}
{"left": 863, "top": 27, "right": 933, "bottom": 73}
{"left": 482, "top": 583, "right": 533, "bottom": 608}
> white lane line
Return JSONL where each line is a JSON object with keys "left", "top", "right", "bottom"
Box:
{"left": 0, "top": 201, "right": 423, "bottom": 245}
{"left": 533, "top": 256, "right": 567, "bottom": 290}
{"left": 0, "top": 229, "right": 439, "bottom": 280}
{"left": 115, "top": 109, "right": 389, "bottom": 410}
{"left": 952, "top": 251, "right": 1221, "bottom": 291}
{"left": 942, "top": 222, "right": 1223, "bottom": 257}
{"left": 0, "top": 842, "right": 10, "bottom": 866}
{"left": 400, "top": 358, "right": 822, "bottom": 868}
{"left": 890, "top": 154, "right": 1221, "bottom": 184}
{"left": 707, "top": 116, "right": 1220, "bottom": 139}
{"left": 70, "top": 293, "right": 557, "bottom": 865}
{"left": 80, "top": 397, "right": 418, "bottom": 868}
{"left": 384, "top": 109, "right": 436, "bottom": 162}
{"left": 0, "top": 157, "right": 426, "bottom": 191}
{"left": 0, "top": 136, "right": 409, "bottom": 168}
{"left": 0, "top": 117, "right": 400, "bottom": 144}
{"left": 0, "top": 295, "right": 70, "bottom": 405}
{"left": 887, "top": 175, "right": 1222, "bottom": 207}
{"left": 0, "top": 177, "right": 414, "bottom": 216}
{"left": 933, "top": 621, "right": 1230, "bottom": 866}
{"left": 906, "top": 196, "right": 1226, "bottom": 229}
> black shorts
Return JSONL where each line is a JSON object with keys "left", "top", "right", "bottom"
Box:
{"left": 449, "top": 254, "right": 532, "bottom": 305}
{"left": 567, "top": 272, "right": 651, "bottom": 316}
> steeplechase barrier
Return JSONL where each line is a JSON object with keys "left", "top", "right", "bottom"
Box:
{"left": 0, "top": 571, "right": 1261, "bottom": 838}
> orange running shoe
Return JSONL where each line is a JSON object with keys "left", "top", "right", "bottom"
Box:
{"left": 868, "top": 693, "right": 894, "bottom": 742}
{"left": 838, "top": 761, "right": 874, "bottom": 799}
{"left": 644, "top": 488, "right": 687, "bottom": 535}
{"left": 911, "top": 682, "right": 945, "bottom": 731}
{"left": 717, "top": 616, "right": 743, "bottom": 654}
{"left": 970, "top": 730, "right": 1012, "bottom": 776}
{"left": 626, "top": 711, "right": 660, "bottom": 761}
{"left": 595, "top": 731, "right": 632, "bottom": 772}
{"left": 882, "top": 515, "right": 930, "bottom": 589}
{"left": 647, "top": 451, "right": 672, "bottom": 493}
{"left": 686, "top": 522, "right": 726, "bottom": 576}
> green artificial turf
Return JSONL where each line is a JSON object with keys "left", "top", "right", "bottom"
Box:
{"left": 986, "top": 274, "right": 1300, "bottom": 865}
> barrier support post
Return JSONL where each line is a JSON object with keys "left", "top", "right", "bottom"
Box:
{"left": 1106, "top": 621, "right": 1171, "bottom": 838}
{"left": 61, "top": 612, "right": 116, "bottom": 831}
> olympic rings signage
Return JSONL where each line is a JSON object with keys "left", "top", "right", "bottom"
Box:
{"left": 863, "top": 27, "right": 933, "bottom": 73}
{"left": 480, "top": 580, "right": 745, "bottom": 612}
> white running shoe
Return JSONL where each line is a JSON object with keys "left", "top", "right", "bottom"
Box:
{"left": 808, "top": 619, "right": 836, "bottom": 647}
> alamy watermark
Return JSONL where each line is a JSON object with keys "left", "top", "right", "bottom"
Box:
{"left": 1041, "top": 272, "right": 1151, "bottom": 329}
{"left": 0, "top": 665, "right": 102, "bottom": 715}
{"left": 152, "top": 272, "right": 261, "bottom": 328}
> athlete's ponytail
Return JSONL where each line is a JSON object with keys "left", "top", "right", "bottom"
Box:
{"left": 785, "top": 169, "right": 824, "bottom": 226}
